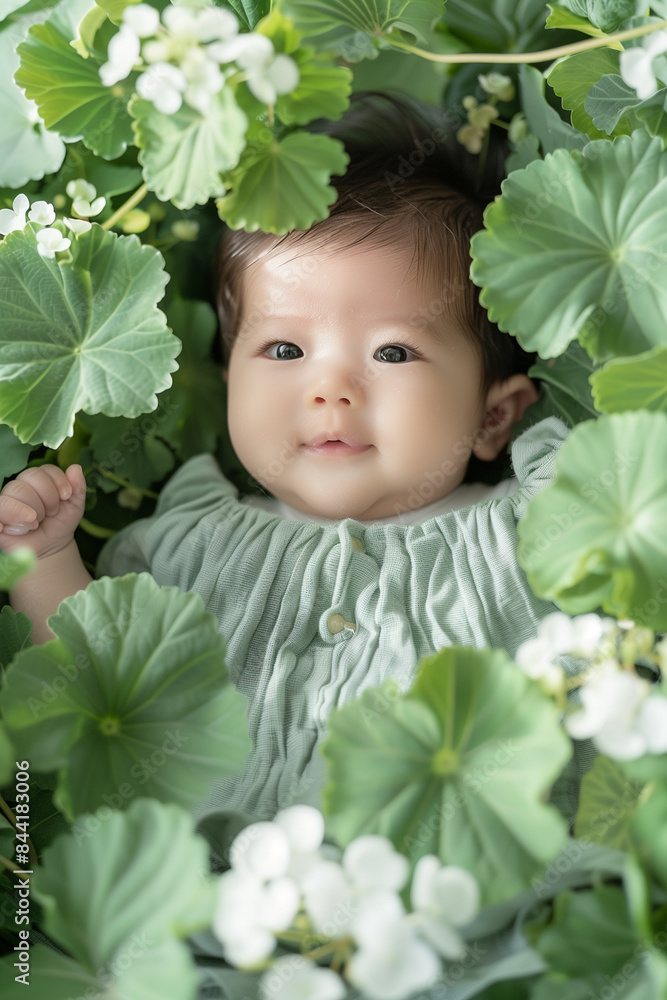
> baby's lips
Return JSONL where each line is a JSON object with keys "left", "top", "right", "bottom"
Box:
{"left": 2, "top": 522, "right": 38, "bottom": 535}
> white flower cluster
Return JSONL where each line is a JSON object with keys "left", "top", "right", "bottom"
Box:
{"left": 99, "top": 0, "right": 299, "bottom": 115}
{"left": 516, "top": 612, "right": 667, "bottom": 761}
{"left": 0, "top": 193, "right": 70, "bottom": 258}
{"left": 212, "top": 805, "right": 480, "bottom": 1000}
{"left": 620, "top": 29, "right": 667, "bottom": 101}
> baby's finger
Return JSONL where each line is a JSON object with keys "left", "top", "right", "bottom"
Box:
{"left": 0, "top": 480, "right": 46, "bottom": 523}
{"left": 14, "top": 465, "right": 63, "bottom": 517}
{"left": 64, "top": 464, "right": 88, "bottom": 507}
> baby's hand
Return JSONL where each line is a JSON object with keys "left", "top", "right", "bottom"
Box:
{"left": 0, "top": 464, "right": 87, "bottom": 560}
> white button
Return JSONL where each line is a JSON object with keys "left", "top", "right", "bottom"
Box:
{"left": 327, "top": 613, "right": 356, "bottom": 635}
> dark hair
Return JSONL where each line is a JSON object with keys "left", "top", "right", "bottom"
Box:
{"left": 215, "top": 89, "right": 534, "bottom": 401}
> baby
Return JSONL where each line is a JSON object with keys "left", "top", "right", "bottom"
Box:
{"left": 0, "top": 91, "right": 574, "bottom": 823}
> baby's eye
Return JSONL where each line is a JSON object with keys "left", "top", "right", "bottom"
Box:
{"left": 262, "top": 342, "right": 303, "bottom": 360}
{"left": 374, "top": 344, "right": 421, "bottom": 363}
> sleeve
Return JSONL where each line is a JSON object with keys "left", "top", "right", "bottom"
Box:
{"left": 95, "top": 454, "right": 238, "bottom": 580}
{"left": 509, "top": 415, "right": 571, "bottom": 520}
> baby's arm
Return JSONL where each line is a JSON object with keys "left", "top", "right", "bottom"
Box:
{"left": 0, "top": 465, "right": 92, "bottom": 644}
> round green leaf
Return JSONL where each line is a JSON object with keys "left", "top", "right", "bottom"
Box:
{"left": 280, "top": 0, "right": 444, "bottom": 51}
{"left": 470, "top": 130, "right": 667, "bottom": 363}
{"left": 0, "top": 573, "right": 250, "bottom": 818}
{"left": 15, "top": 16, "right": 135, "bottom": 160}
{"left": 583, "top": 73, "right": 647, "bottom": 134}
{"left": 322, "top": 646, "right": 570, "bottom": 906}
{"left": 275, "top": 46, "right": 352, "bottom": 126}
{"left": 217, "top": 130, "right": 349, "bottom": 234}
{"left": 0, "top": 224, "right": 179, "bottom": 448}
{"left": 30, "top": 798, "right": 212, "bottom": 989}
{"left": 0, "top": 605, "right": 32, "bottom": 670}
{"left": 130, "top": 88, "right": 248, "bottom": 210}
{"left": 0, "top": 22, "right": 65, "bottom": 187}
{"left": 631, "top": 781, "right": 667, "bottom": 892}
{"left": 517, "top": 412, "right": 667, "bottom": 626}
{"left": 574, "top": 755, "right": 644, "bottom": 850}
{"left": 590, "top": 346, "right": 667, "bottom": 413}
{"left": 0, "top": 548, "right": 36, "bottom": 591}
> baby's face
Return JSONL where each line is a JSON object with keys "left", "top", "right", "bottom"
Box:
{"left": 223, "top": 242, "right": 493, "bottom": 521}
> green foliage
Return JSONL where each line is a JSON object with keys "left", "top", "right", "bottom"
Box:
{"left": 0, "top": 605, "right": 32, "bottom": 670}
{"left": 0, "top": 574, "right": 250, "bottom": 818}
{"left": 0, "top": 424, "right": 31, "bottom": 482}
{"left": 279, "top": 0, "right": 445, "bottom": 55}
{"left": 518, "top": 63, "right": 587, "bottom": 154}
{"left": 0, "top": 548, "right": 35, "bottom": 591}
{"left": 323, "top": 646, "right": 571, "bottom": 906}
{"left": 517, "top": 412, "right": 667, "bottom": 626}
{"left": 590, "top": 346, "right": 667, "bottom": 413}
{"left": 574, "top": 755, "right": 643, "bottom": 850}
{"left": 15, "top": 18, "right": 135, "bottom": 160}
{"left": 130, "top": 89, "right": 248, "bottom": 209}
{"left": 547, "top": 48, "right": 631, "bottom": 140}
{"left": 556, "top": 0, "right": 641, "bottom": 33}
{"left": 470, "top": 131, "right": 667, "bottom": 363}
{"left": 0, "top": 798, "right": 216, "bottom": 998}
{"left": 0, "top": 224, "right": 179, "bottom": 447}
{"left": 584, "top": 73, "right": 651, "bottom": 134}
{"left": 216, "top": 130, "right": 349, "bottom": 232}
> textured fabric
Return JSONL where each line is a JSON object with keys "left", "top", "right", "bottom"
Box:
{"left": 96, "top": 415, "right": 596, "bottom": 823}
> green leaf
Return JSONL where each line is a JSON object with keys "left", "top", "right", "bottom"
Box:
{"left": 528, "top": 341, "right": 597, "bottom": 427}
{"left": 631, "top": 782, "right": 667, "bottom": 892}
{"left": 279, "top": 0, "right": 445, "bottom": 52}
{"left": 0, "top": 574, "right": 250, "bottom": 817}
{"left": 0, "top": 723, "right": 13, "bottom": 786}
{"left": 574, "top": 755, "right": 643, "bottom": 850}
{"left": 545, "top": 5, "right": 625, "bottom": 47}
{"left": 0, "top": 548, "right": 36, "bottom": 591}
{"left": 444, "top": 0, "right": 559, "bottom": 52}
{"left": 217, "top": 130, "right": 349, "bottom": 233}
{"left": 556, "top": 0, "right": 642, "bottom": 33}
{"left": 537, "top": 885, "right": 640, "bottom": 976}
{"left": 517, "top": 412, "right": 667, "bottom": 626}
{"left": 590, "top": 346, "right": 667, "bottom": 413}
{"left": 0, "top": 423, "right": 32, "bottom": 482}
{"left": 130, "top": 88, "right": 248, "bottom": 210}
{"left": 518, "top": 63, "right": 587, "bottom": 155}
{"left": 219, "top": 0, "right": 270, "bottom": 31}
{"left": 157, "top": 297, "right": 227, "bottom": 460}
{"left": 636, "top": 97, "right": 667, "bottom": 142}
{"left": 84, "top": 408, "right": 176, "bottom": 491}
{"left": 275, "top": 47, "right": 352, "bottom": 126}
{"left": 0, "top": 224, "right": 179, "bottom": 448}
{"left": 0, "top": 22, "right": 65, "bottom": 187}
{"left": 322, "top": 646, "right": 570, "bottom": 906}
{"left": 0, "top": 605, "right": 32, "bottom": 670}
{"left": 15, "top": 17, "right": 135, "bottom": 160}
{"left": 548, "top": 48, "right": 631, "bottom": 140}
{"left": 0, "top": 799, "right": 215, "bottom": 998}
{"left": 470, "top": 130, "right": 667, "bottom": 363}
{"left": 584, "top": 74, "right": 647, "bottom": 134}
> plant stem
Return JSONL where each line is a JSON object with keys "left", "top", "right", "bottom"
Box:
{"left": 78, "top": 517, "right": 116, "bottom": 539}
{"left": 102, "top": 183, "right": 149, "bottom": 232}
{"left": 94, "top": 466, "right": 159, "bottom": 498}
{"left": 382, "top": 18, "right": 667, "bottom": 64}
{"left": 0, "top": 854, "right": 31, "bottom": 877}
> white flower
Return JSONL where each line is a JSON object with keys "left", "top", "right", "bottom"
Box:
{"left": 274, "top": 805, "right": 325, "bottom": 854}
{"left": 0, "top": 193, "right": 29, "bottom": 236}
{"left": 122, "top": 2, "right": 160, "bottom": 37}
{"left": 208, "top": 30, "right": 299, "bottom": 101}
{"left": 209, "top": 31, "right": 273, "bottom": 68}
{"left": 347, "top": 889, "right": 441, "bottom": 1000}
{"left": 28, "top": 201, "right": 55, "bottom": 226}
{"left": 565, "top": 664, "right": 660, "bottom": 760}
{"left": 162, "top": 2, "right": 238, "bottom": 43}
{"left": 342, "top": 835, "right": 409, "bottom": 893}
{"left": 620, "top": 29, "right": 667, "bottom": 100}
{"left": 180, "top": 46, "right": 224, "bottom": 113}
{"left": 99, "top": 25, "right": 141, "bottom": 87}
{"left": 63, "top": 217, "right": 92, "bottom": 235}
{"left": 136, "top": 61, "right": 187, "bottom": 114}
{"left": 478, "top": 72, "right": 514, "bottom": 101}
{"left": 515, "top": 612, "right": 609, "bottom": 693}
{"left": 212, "top": 867, "right": 300, "bottom": 968}
{"left": 73, "top": 195, "right": 106, "bottom": 218}
{"left": 259, "top": 957, "right": 346, "bottom": 1000}
{"left": 300, "top": 859, "right": 354, "bottom": 936}
{"left": 36, "top": 228, "right": 71, "bottom": 258}
{"left": 66, "top": 179, "right": 97, "bottom": 202}
{"left": 230, "top": 820, "right": 291, "bottom": 879}
{"left": 410, "top": 857, "right": 479, "bottom": 960}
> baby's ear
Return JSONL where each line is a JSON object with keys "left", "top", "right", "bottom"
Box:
{"left": 472, "top": 375, "right": 540, "bottom": 461}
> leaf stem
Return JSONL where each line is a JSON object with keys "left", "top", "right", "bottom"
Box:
{"left": 0, "top": 854, "right": 31, "bottom": 877}
{"left": 78, "top": 517, "right": 116, "bottom": 539}
{"left": 382, "top": 18, "right": 667, "bottom": 64}
{"left": 93, "top": 466, "right": 159, "bottom": 498}
{"left": 102, "top": 183, "right": 149, "bottom": 232}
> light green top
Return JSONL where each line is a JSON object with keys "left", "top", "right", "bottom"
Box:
{"left": 96, "top": 416, "right": 594, "bottom": 824}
